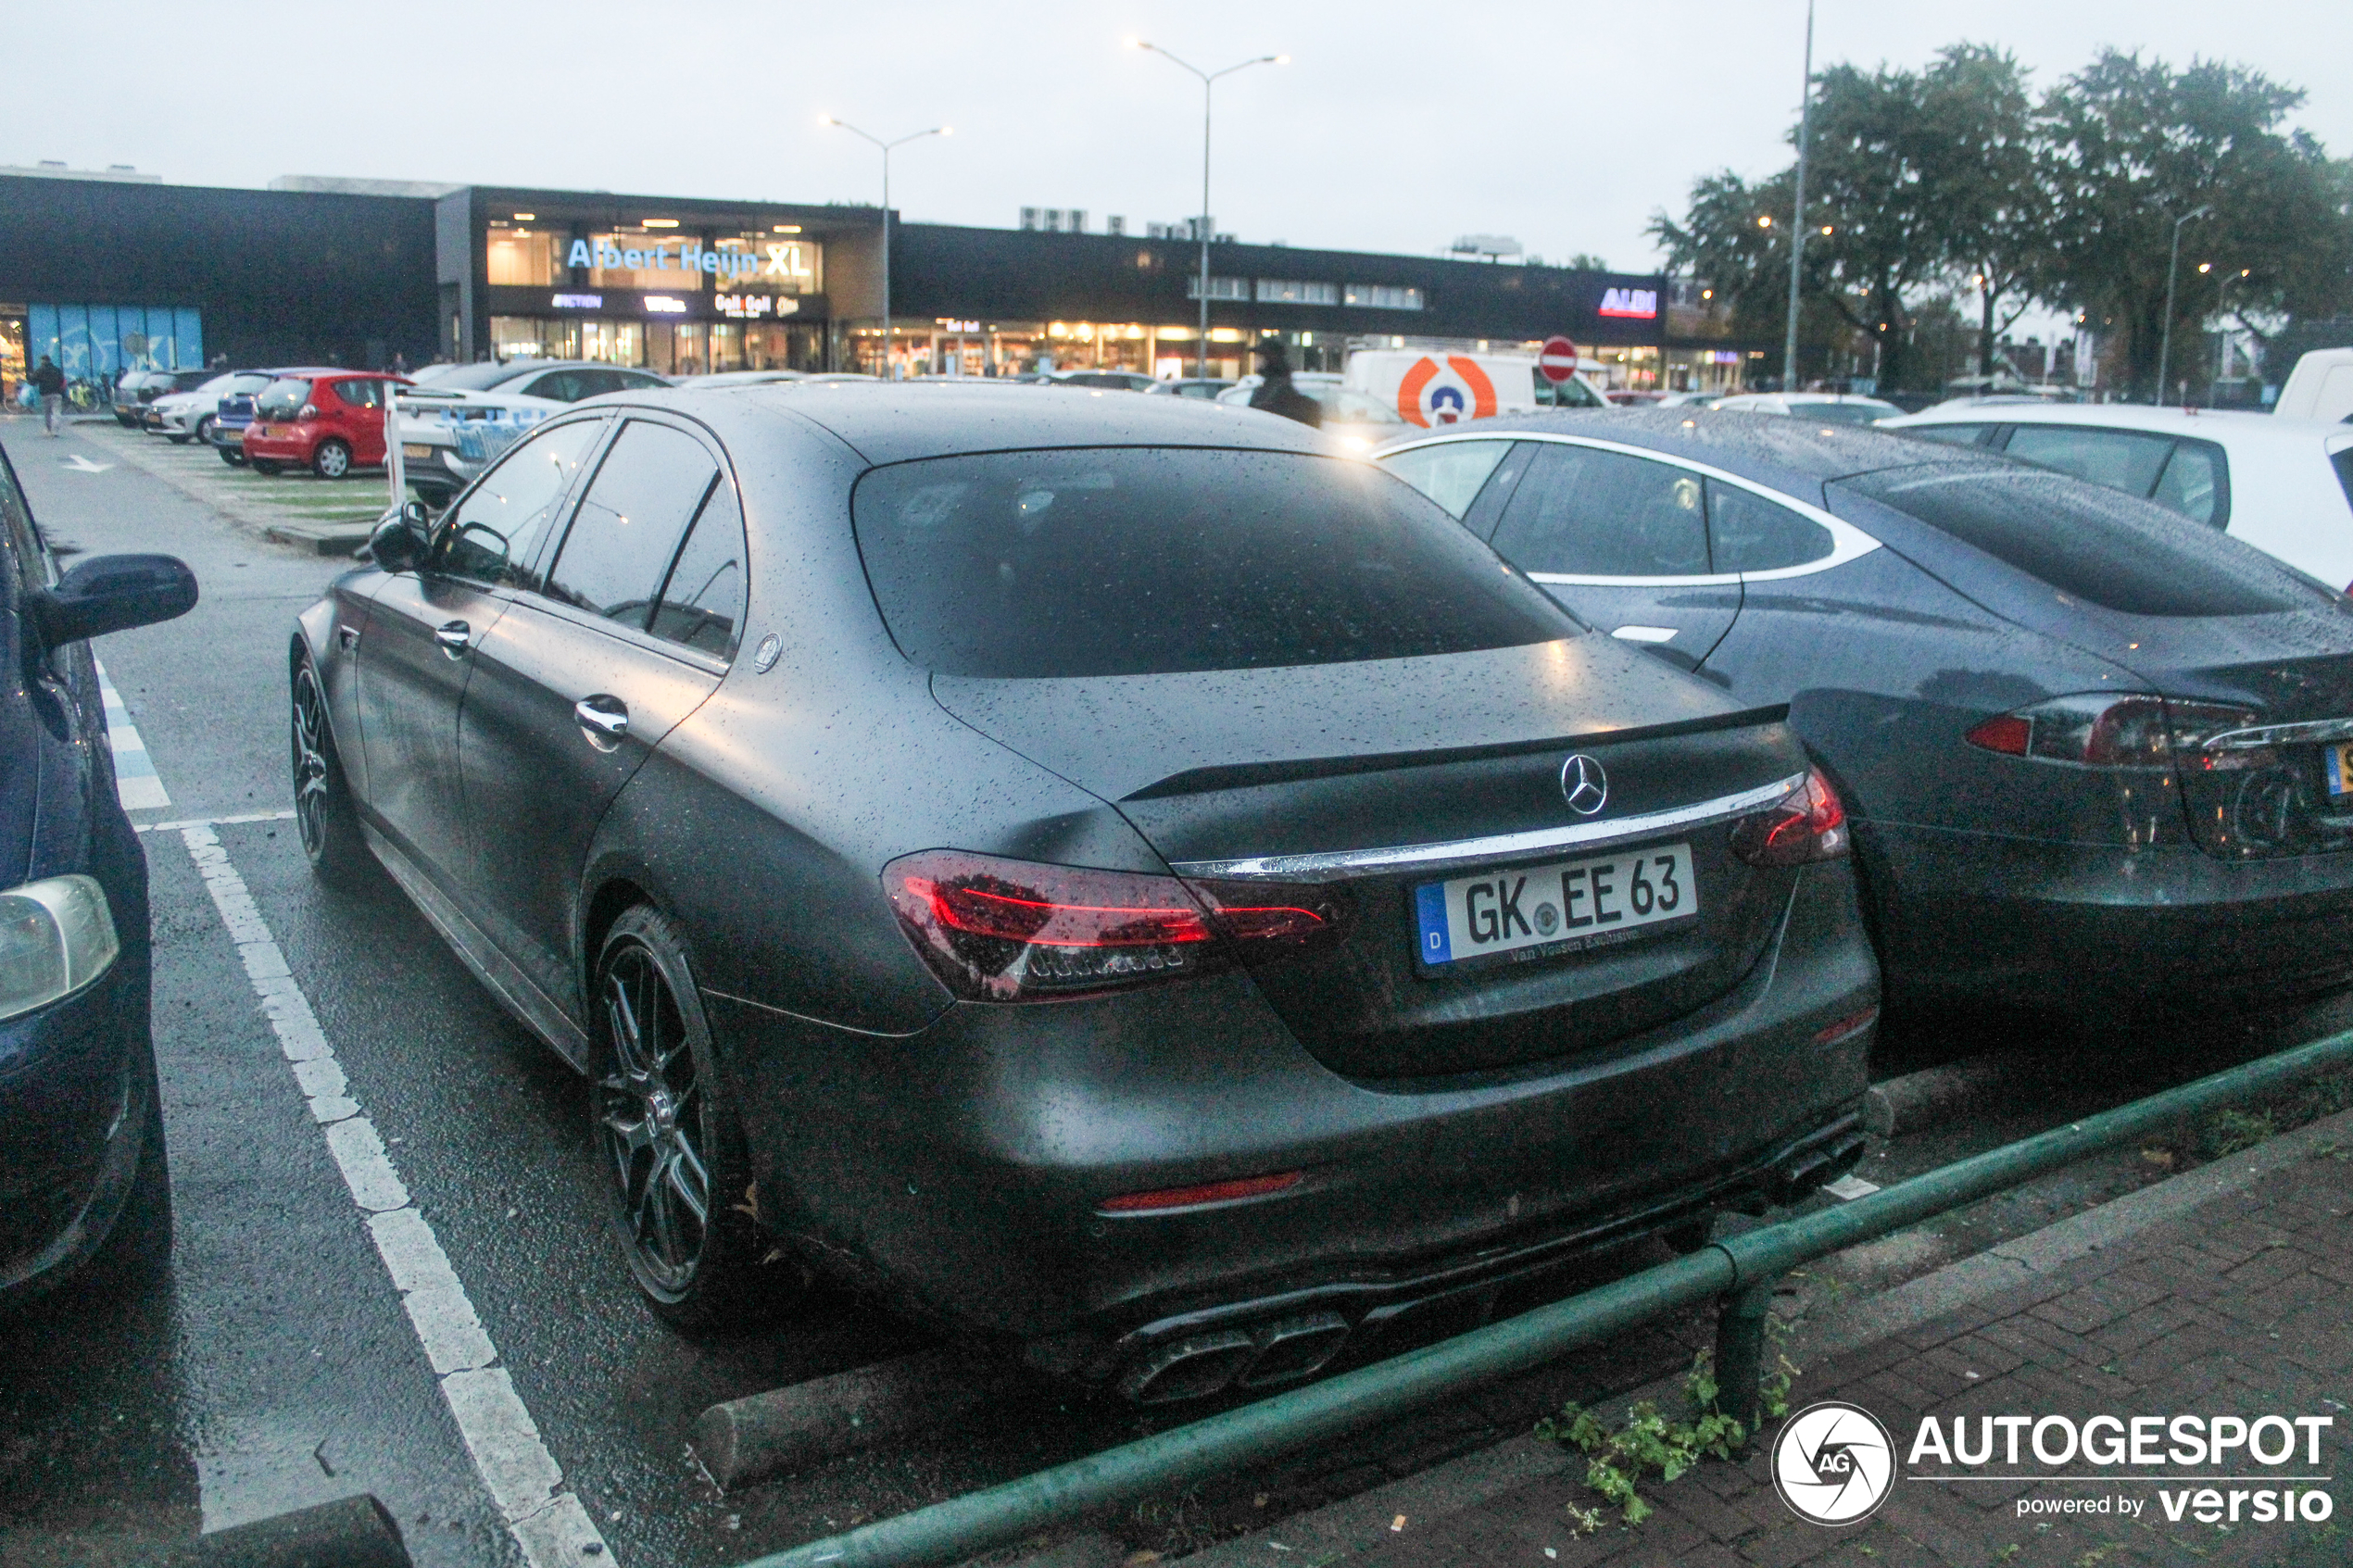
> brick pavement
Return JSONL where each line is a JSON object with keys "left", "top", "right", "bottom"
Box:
{"left": 1206, "top": 1148, "right": 2353, "bottom": 1568}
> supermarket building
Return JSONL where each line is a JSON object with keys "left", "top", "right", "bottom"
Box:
{"left": 1, "top": 168, "right": 1757, "bottom": 395}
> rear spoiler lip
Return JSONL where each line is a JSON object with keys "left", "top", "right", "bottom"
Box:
{"left": 1120, "top": 703, "right": 1793, "bottom": 803}
{"left": 1171, "top": 768, "right": 1809, "bottom": 884}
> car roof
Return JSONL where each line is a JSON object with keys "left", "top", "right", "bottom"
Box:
{"left": 1888, "top": 402, "right": 2353, "bottom": 445}
{"left": 645, "top": 380, "right": 1333, "bottom": 466}
{"left": 1378, "top": 407, "right": 2005, "bottom": 492}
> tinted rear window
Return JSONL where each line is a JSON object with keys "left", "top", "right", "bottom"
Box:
{"left": 256, "top": 379, "right": 312, "bottom": 418}
{"left": 853, "top": 447, "right": 1578, "bottom": 678}
{"left": 1839, "top": 467, "right": 2310, "bottom": 617}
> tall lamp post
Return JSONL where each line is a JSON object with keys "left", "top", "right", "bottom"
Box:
{"left": 2155, "top": 204, "right": 2211, "bottom": 406}
{"left": 1781, "top": 0, "right": 1815, "bottom": 395}
{"left": 822, "top": 117, "right": 950, "bottom": 380}
{"left": 2208, "top": 264, "right": 2249, "bottom": 408}
{"left": 1130, "top": 41, "right": 1287, "bottom": 380}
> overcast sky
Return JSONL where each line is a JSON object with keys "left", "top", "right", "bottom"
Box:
{"left": 13, "top": 3, "right": 2350, "bottom": 271}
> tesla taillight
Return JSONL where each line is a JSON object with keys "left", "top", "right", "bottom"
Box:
{"left": 1963, "top": 694, "right": 2257, "bottom": 767}
{"left": 1730, "top": 769, "right": 1849, "bottom": 867}
{"left": 884, "top": 850, "right": 1350, "bottom": 1002}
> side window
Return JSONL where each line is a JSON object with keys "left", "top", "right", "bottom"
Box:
{"left": 544, "top": 420, "right": 720, "bottom": 631}
{"left": 2000, "top": 426, "right": 2174, "bottom": 498}
{"left": 1380, "top": 441, "right": 1511, "bottom": 521}
{"left": 610, "top": 370, "right": 670, "bottom": 392}
{"left": 1489, "top": 445, "right": 1710, "bottom": 577}
{"left": 437, "top": 419, "right": 606, "bottom": 589}
{"left": 648, "top": 482, "right": 748, "bottom": 659}
{"left": 338, "top": 380, "right": 386, "bottom": 408}
{"left": 523, "top": 370, "right": 586, "bottom": 402}
{"left": 2148, "top": 439, "right": 2228, "bottom": 528}
{"left": 0, "top": 445, "right": 51, "bottom": 591}
{"left": 1706, "top": 480, "right": 1836, "bottom": 572}
{"left": 1460, "top": 440, "right": 1539, "bottom": 541}
{"left": 1906, "top": 422, "right": 1992, "bottom": 447}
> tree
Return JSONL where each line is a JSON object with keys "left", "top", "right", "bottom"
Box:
{"left": 1651, "top": 56, "right": 2004, "bottom": 390}
{"left": 2040, "top": 51, "right": 2353, "bottom": 401}
{"left": 1918, "top": 44, "right": 2048, "bottom": 378}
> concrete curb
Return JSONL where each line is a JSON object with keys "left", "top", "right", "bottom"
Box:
{"left": 1005, "top": 1104, "right": 2353, "bottom": 1568}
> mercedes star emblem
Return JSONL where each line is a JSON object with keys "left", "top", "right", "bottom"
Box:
{"left": 1560, "top": 754, "right": 1608, "bottom": 816}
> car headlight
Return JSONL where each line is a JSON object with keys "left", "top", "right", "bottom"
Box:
{"left": 0, "top": 875, "right": 120, "bottom": 1022}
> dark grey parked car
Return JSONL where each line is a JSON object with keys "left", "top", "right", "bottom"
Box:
{"left": 292, "top": 385, "right": 1877, "bottom": 1400}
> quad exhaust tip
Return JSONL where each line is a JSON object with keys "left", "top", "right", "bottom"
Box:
{"left": 1120, "top": 1311, "right": 1352, "bottom": 1405}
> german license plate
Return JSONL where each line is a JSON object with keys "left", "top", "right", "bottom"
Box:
{"left": 1415, "top": 842, "right": 1698, "bottom": 969}
{"left": 2326, "top": 744, "right": 2353, "bottom": 800}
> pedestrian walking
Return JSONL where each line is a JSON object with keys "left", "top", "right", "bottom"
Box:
{"left": 1246, "top": 339, "right": 1322, "bottom": 428}
{"left": 31, "top": 356, "right": 66, "bottom": 436}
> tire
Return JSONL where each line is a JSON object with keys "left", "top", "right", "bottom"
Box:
{"left": 312, "top": 439, "right": 352, "bottom": 480}
{"left": 194, "top": 416, "right": 214, "bottom": 446}
{"left": 592, "top": 906, "right": 800, "bottom": 1332}
{"left": 167, "top": 433, "right": 190, "bottom": 445}
{"left": 218, "top": 445, "right": 245, "bottom": 468}
{"left": 86, "top": 1050, "right": 173, "bottom": 1291}
{"left": 291, "top": 649, "right": 368, "bottom": 884}
{"left": 250, "top": 458, "right": 284, "bottom": 475}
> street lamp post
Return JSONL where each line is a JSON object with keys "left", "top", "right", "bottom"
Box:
{"left": 1131, "top": 41, "right": 1287, "bottom": 380}
{"left": 823, "top": 117, "right": 950, "bottom": 380}
{"left": 1781, "top": 0, "right": 1815, "bottom": 395}
{"left": 2209, "top": 266, "right": 2249, "bottom": 408}
{"left": 2155, "top": 205, "right": 2211, "bottom": 406}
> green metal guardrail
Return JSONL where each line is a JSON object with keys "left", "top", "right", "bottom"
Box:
{"left": 743, "top": 1025, "right": 2353, "bottom": 1568}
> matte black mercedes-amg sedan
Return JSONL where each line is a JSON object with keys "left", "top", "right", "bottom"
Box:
{"left": 1381, "top": 409, "right": 2353, "bottom": 1017}
{"left": 294, "top": 385, "right": 1876, "bottom": 1400}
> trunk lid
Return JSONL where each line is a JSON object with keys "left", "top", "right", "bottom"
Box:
{"left": 932, "top": 636, "right": 1815, "bottom": 1079}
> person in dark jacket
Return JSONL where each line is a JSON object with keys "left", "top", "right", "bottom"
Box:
{"left": 31, "top": 356, "right": 67, "bottom": 436}
{"left": 1246, "top": 339, "right": 1322, "bottom": 428}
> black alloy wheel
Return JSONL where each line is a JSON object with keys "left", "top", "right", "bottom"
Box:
{"left": 312, "top": 439, "right": 352, "bottom": 480}
{"left": 291, "top": 651, "right": 366, "bottom": 883}
{"left": 592, "top": 906, "right": 797, "bottom": 1332}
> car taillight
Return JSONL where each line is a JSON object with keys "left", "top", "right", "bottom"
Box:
{"left": 884, "top": 850, "right": 1350, "bottom": 1002}
{"left": 297, "top": 404, "right": 318, "bottom": 420}
{"left": 1963, "top": 694, "right": 2257, "bottom": 767}
{"left": 1730, "top": 769, "right": 1848, "bottom": 867}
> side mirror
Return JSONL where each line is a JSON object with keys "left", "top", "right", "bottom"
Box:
{"left": 368, "top": 505, "right": 434, "bottom": 572}
{"left": 30, "top": 555, "right": 199, "bottom": 645}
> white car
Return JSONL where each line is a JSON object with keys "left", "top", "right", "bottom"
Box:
{"left": 1712, "top": 392, "right": 1907, "bottom": 425}
{"left": 1214, "top": 372, "right": 1413, "bottom": 449}
{"left": 395, "top": 360, "right": 668, "bottom": 506}
{"left": 147, "top": 370, "right": 275, "bottom": 445}
{"left": 1881, "top": 402, "right": 2353, "bottom": 592}
{"left": 2278, "top": 348, "right": 2353, "bottom": 425}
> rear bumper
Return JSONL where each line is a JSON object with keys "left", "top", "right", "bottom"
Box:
{"left": 1873, "top": 820, "right": 2353, "bottom": 1007}
{"left": 713, "top": 859, "right": 1878, "bottom": 1381}
{"left": 242, "top": 430, "right": 312, "bottom": 462}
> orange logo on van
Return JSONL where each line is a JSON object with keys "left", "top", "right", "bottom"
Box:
{"left": 1397, "top": 356, "right": 1499, "bottom": 427}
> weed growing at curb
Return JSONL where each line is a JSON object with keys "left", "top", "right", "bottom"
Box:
{"left": 1535, "top": 1332, "right": 1797, "bottom": 1524}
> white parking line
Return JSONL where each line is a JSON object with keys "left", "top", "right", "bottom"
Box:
{"left": 179, "top": 821, "right": 613, "bottom": 1566}
{"left": 94, "top": 659, "right": 170, "bottom": 810}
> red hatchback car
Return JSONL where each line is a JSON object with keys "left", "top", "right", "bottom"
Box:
{"left": 243, "top": 370, "right": 411, "bottom": 479}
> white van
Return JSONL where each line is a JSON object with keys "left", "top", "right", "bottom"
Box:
{"left": 1342, "top": 349, "right": 1606, "bottom": 431}
{"left": 2277, "top": 347, "right": 2353, "bottom": 424}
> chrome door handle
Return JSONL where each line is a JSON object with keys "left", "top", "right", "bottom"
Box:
{"left": 434, "top": 621, "right": 472, "bottom": 657}
{"left": 574, "top": 695, "right": 629, "bottom": 750}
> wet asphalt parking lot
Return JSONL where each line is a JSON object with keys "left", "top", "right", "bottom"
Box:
{"left": 6, "top": 414, "right": 2350, "bottom": 1568}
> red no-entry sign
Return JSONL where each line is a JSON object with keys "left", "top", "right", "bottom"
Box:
{"left": 1538, "top": 336, "right": 1580, "bottom": 383}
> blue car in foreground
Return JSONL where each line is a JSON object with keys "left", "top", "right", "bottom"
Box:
{"left": 0, "top": 443, "right": 196, "bottom": 1310}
